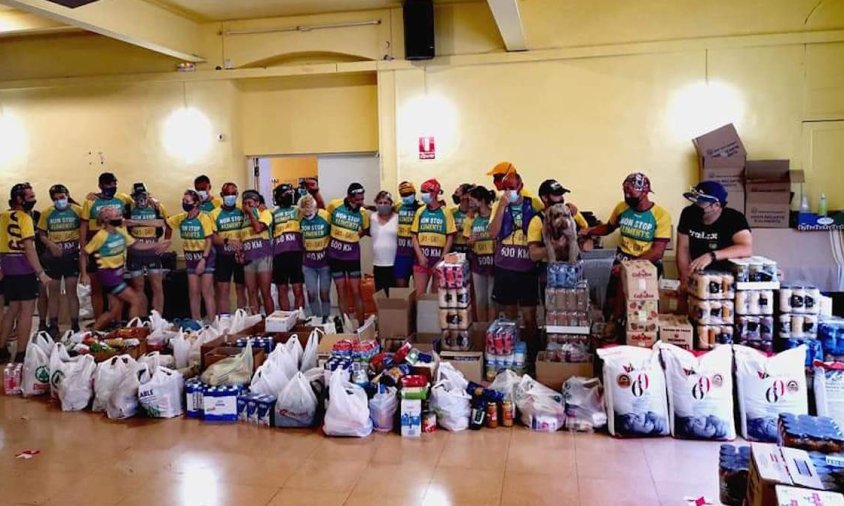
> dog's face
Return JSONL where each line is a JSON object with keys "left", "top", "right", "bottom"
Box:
{"left": 545, "top": 203, "right": 574, "bottom": 240}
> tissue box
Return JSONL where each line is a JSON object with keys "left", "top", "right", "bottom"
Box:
{"left": 400, "top": 399, "right": 422, "bottom": 437}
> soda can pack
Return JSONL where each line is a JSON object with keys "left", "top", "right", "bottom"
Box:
{"left": 234, "top": 336, "right": 274, "bottom": 354}
{"left": 323, "top": 357, "right": 352, "bottom": 383}
{"left": 352, "top": 340, "right": 380, "bottom": 362}
{"left": 202, "top": 385, "right": 242, "bottom": 423}
{"left": 436, "top": 261, "right": 470, "bottom": 289}
{"left": 4, "top": 363, "right": 22, "bottom": 396}
{"left": 547, "top": 261, "right": 584, "bottom": 289}
{"left": 185, "top": 378, "right": 206, "bottom": 418}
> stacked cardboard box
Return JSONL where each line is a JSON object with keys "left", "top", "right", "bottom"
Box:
{"left": 693, "top": 123, "right": 747, "bottom": 214}
{"left": 621, "top": 260, "right": 659, "bottom": 347}
{"left": 657, "top": 314, "right": 694, "bottom": 350}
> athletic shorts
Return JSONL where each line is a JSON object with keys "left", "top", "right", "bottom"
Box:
{"left": 98, "top": 268, "right": 128, "bottom": 296}
{"left": 3, "top": 273, "right": 39, "bottom": 301}
{"left": 126, "top": 251, "right": 163, "bottom": 278}
{"left": 273, "top": 252, "right": 304, "bottom": 285}
{"left": 44, "top": 254, "right": 80, "bottom": 280}
{"left": 492, "top": 267, "right": 539, "bottom": 307}
{"left": 394, "top": 254, "right": 414, "bottom": 282}
{"left": 87, "top": 253, "right": 99, "bottom": 273}
{"left": 243, "top": 255, "right": 272, "bottom": 274}
{"left": 214, "top": 254, "right": 245, "bottom": 284}
{"left": 186, "top": 251, "right": 216, "bottom": 275}
{"left": 329, "top": 257, "right": 362, "bottom": 279}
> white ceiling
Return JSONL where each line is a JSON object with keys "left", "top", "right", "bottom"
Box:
{"left": 153, "top": 0, "right": 477, "bottom": 22}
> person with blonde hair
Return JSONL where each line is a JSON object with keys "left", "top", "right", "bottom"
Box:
{"left": 299, "top": 194, "right": 333, "bottom": 321}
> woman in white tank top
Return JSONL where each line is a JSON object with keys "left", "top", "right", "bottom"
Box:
{"left": 370, "top": 191, "right": 399, "bottom": 294}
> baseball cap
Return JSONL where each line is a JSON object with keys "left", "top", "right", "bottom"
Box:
{"left": 347, "top": 182, "right": 365, "bottom": 196}
{"left": 398, "top": 181, "right": 416, "bottom": 196}
{"left": 623, "top": 172, "right": 653, "bottom": 193}
{"left": 487, "top": 161, "right": 517, "bottom": 177}
{"left": 684, "top": 180, "right": 727, "bottom": 206}
{"left": 421, "top": 179, "right": 443, "bottom": 195}
{"left": 131, "top": 182, "right": 148, "bottom": 197}
{"left": 275, "top": 183, "right": 294, "bottom": 194}
{"left": 538, "top": 179, "right": 570, "bottom": 198}
{"left": 98, "top": 172, "right": 117, "bottom": 186}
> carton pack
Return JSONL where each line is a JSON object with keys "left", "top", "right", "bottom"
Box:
{"left": 693, "top": 123, "right": 747, "bottom": 160}
{"left": 658, "top": 314, "right": 694, "bottom": 350}
{"left": 626, "top": 330, "right": 658, "bottom": 348}
{"left": 265, "top": 310, "right": 298, "bottom": 333}
{"left": 401, "top": 398, "right": 422, "bottom": 437}
{"left": 659, "top": 278, "right": 683, "bottom": 315}
{"left": 746, "top": 444, "right": 826, "bottom": 506}
{"left": 621, "top": 260, "right": 659, "bottom": 301}
{"left": 535, "top": 352, "right": 593, "bottom": 391}
{"left": 439, "top": 322, "right": 486, "bottom": 384}
{"left": 775, "top": 486, "right": 844, "bottom": 506}
{"left": 626, "top": 299, "right": 659, "bottom": 333}
{"left": 416, "top": 294, "right": 441, "bottom": 334}
{"left": 375, "top": 288, "right": 416, "bottom": 338}
{"left": 745, "top": 160, "right": 803, "bottom": 229}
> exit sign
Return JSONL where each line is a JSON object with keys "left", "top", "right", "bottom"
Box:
{"left": 419, "top": 136, "right": 435, "bottom": 159}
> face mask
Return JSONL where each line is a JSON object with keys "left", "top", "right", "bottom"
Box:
{"left": 624, "top": 196, "right": 641, "bottom": 208}
{"left": 109, "top": 219, "right": 123, "bottom": 227}
{"left": 23, "top": 200, "right": 36, "bottom": 212}
{"left": 54, "top": 198, "right": 69, "bottom": 211}
{"left": 452, "top": 195, "right": 461, "bottom": 206}
{"left": 303, "top": 209, "right": 316, "bottom": 219}
{"left": 197, "top": 190, "right": 209, "bottom": 201}
{"left": 182, "top": 202, "right": 195, "bottom": 212}
{"left": 135, "top": 197, "right": 149, "bottom": 208}
{"left": 297, "top": 187, "right": 308, "bottom": 197}
{"left": 278, "top": 195, "right": 294, "bottom": 208}
{"left": 101, "top": 187, "right": 117, "bottom": 199}
{"left": 377, "top": 204, "right": 392, "bottom": 216}
{"left": 402, "top": 195, "right": 416, "bottom": 206}
{"left": 507, "top": 190, "right": 519, "bottom": 203}
{"left": 222, "top": 195, "right": 237, "bottom": 208}
{"left": 421, "top": 193, "right": 433, "bottom": 205}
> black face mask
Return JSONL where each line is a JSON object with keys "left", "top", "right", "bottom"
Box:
{"left": 277, "top": 195, "right": 294, "bottom": 208}
{"left": 109, "top": 219, "right": 123, "bottom": 227}
{"left": 452, "top": 195, "right": 461, "bottom": 206}
{"left": 624, "top": 196, "right": 641, "bottom": 208}
{"left": 688, "top": 205, "right": 705, "bottom": 218}
{"left": 22, "top": 200, "right": 36, "bottom": 212}
{"left": 101, "top": 186, "right": 117, "bottom": 199}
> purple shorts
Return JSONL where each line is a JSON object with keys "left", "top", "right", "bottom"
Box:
{"left": 98, "top": 268, "right": 128, "bottom": 295}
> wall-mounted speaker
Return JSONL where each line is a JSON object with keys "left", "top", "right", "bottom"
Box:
{"left": 46, "top": 0, "right": 100, "bottom": 7}
{"left": 403, "top": 0, "right": 435, "bottom": 60}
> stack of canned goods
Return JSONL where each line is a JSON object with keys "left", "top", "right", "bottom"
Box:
{"left": 185, "top": 378, "right": 206, "bottom": 418}
{"left": 484, "top": 318, "right": 526, "bottom": 381}
{"left": 778, "top": 285, "right": 822, "bottom": 339}
{"left": 718, "top": 444, "right": 751, "bottom": 506}
{"left": 202, "top": 385, "right": 243, "bottom": 423}
{"left": 234, "top": 336, "right": 275, "bottom": 354}
{"left": 547, "top": 261, "right": 584, "bottom": 289}
{"left": 436, "top": 258, "right": 473, "bottom": 351}
{"left": 730, "top": 257, "right": 778, "bottom": 284}
{"left": 3, "top": 363, "right": 22, "bottom": 396}
{"left": 687, "top": 271, "right": 736, "bottom": 350}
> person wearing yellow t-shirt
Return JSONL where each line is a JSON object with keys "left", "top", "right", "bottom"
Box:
{"left": 37, "top": 184, "right": 84, "bottom": 335}
{"left": 124, "top": 182, "right": 171, "bottom": 317}
{"left": 463, "top": 185, "right": 496, "bottom": 321}
{"left": 299, "top": 195, "right": 333, "bottom": 321}
{"left": 210, "top": 182, "right": 247, "bottom": 314}
{"left": 581, "top": 172, "right": 671, "bottom": 329}
{"left": 166, "top": 190, "right": 217, "bottom": 323}
{"left": 527, "top": 179, "right": 582, "bottom": 265}
{"left": 81, "top": 206, "right": 170, "bottom": 331}
{"left": 195, "top": 174, "right": 223, "bottom": 213}
{"left": 271, "top": 183, "right": 305, "bottom": 312}
{"left": 394, "top": 181, "right": 420, "bottom": 288}
{"left": 411, "top": 179, "right": 456, "bottom": 296}
{"left": 449, "top": 183, "right": 474, "bottom": 255}
{"left": 0, "top": 184, "right": 51, "bottom": 363}
{"left": 327, "top": 183, "right": 370, "bottom": 322}
{"left": 240, "top": 189, "right": 274, "bottom": 316}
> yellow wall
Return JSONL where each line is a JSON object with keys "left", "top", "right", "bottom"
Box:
{"left": 270, "top": 156, "right": 318, "bottom": 187}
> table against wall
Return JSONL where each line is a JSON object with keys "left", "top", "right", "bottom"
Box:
{"left": 752, "top": 229, "right": 844, "bottom": 292}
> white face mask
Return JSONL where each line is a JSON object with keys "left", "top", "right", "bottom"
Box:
{"left": 197, "top": 190, "right": 209, "bottom": 201}
{"left": 507, "top": 190, "right": 519, "bottom": 203}
{"left": 303, "top": 208, "right": 316, "bottom": 219}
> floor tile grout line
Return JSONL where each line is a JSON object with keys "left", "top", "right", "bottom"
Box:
{"left": 263, "top": 486, "right": 283, "bottom": 506}
{"left": 497, "top": 428, "right": 513, "bottom": 505}
{"left": 573, "top": 432, "right": 583, "bottom": 506}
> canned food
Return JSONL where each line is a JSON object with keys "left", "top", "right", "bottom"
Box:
{"left": 422, "top": 411, "right": 437, "bottom": 433}
{"left": 486, "top": 401, "right": 498, "bottom": 428}
{"left": 501, "top": 400, "right": 514, "bottom": 427}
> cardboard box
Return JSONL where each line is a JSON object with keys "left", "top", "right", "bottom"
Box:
{"left": 796, "top": 211, "right": 844, "bottom": 231}
{"left": 416, "top": 294, "right": 441, "bottom": 334}
{"left": 626, "top": 330, "right": 658, "bottom": 348}
{"left": 693, "top": 123, "right": 747, "bottom": 160}
{"left": 659, "top": 278, "right": 683, "bottom": 315}
{"left": 439, "top": 323, "right": 486, "bottom": 384}
{"left": 746, "top": 444, "right": 826, "bottom": 506}
{"left": 316, "top": 333, "right": 357, "bottom": 360}
{"left": 776, "top": 486, "right": 844, "bottom": 506}
{"left": 265, "top": 310, "right": 298, "bottom": 333}
{"left": 535, "top": 353, "right": 593, "bottom": 391}
{"left": 658, "top": 314, "right": 694, "bottom": 350}
{"left": 745, "top": 160, "right": 804, "bottom": 229}
{"left": 621, "top": 260, "right": 659, "bottom": 301}
{"left": 626, "top": 299, "right": 659, "bottom": 334}
{"left": 375, "top": 288, "right": 416, "bottom": 338}
{"left": 400, "top": 398, "right": 422, "bottom": 437}
{"left": 203, "top": 346, "right": 266, "bottom": 372}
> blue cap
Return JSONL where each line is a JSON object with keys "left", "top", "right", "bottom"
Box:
{"left": 684, "top": 180, "right": 728, "bottom": 206}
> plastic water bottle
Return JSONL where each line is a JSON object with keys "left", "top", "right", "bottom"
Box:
{"left": 799, "top": 193, "right": 810, "bottom": 213}
{"left": 819, "top": 193, "right": 828, "bottom": 216}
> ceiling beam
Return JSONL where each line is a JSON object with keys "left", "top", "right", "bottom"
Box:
{"left": 486, "top": 0, "right": 527, "bottom": 51}
{"left": 0, "top": 8, "right": 79, "bottom": 37}
{"left": 0, "top": 0, "right": 205, "bottom": 61}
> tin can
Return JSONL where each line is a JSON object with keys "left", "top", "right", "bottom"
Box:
{"left": 501, "top": 400, "right": 514, "bottom": 427}
{"left": 486, "top": 401, "right": 498, "bottom": 428}
{"left": 422, "top": 410, "right": 437, "bottom": 433}
{"left": 779, "top": 286, "right": 792, "bottom": 312}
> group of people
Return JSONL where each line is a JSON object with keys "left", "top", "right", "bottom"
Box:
{"left": 0, "top": 161, "right": 753, "bottom": 364}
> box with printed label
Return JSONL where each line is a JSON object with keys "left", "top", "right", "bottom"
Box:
{"left": 621, "top": 260, "right": 659, "bottom": 301}
{"left": 626, "top": 330, "right": 658, "bottom": 348}
{"left": 376, "top": 288, "right": 416, "bottom": 338}
{"left": 658, "top": 314, "right": 694, "bottom": 350}
{"left": 659, "top": 278, "right": 683, "bottom": 315}
{"left": 775, "top": 486, "right": 844, "bottom": 506}
{"left": 400, "top": 398, "right": 422, "bottom": 437}
{"left": 626, "top": 299, "right": 659, "bottom": 334}
{"left": 746, "top": 444, "right": 826, "bottom": 506}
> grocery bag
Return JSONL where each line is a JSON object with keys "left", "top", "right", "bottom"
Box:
{"left": 22, "top": 332, "right": 54, "bottom": 397}
{"left": 274, "top": 372, "right": 318, "bottom": 427}
{"left": 250, "top": 356, "right": 292, "bottom": 397}
{"left": 49, "top": 342, "right": 79, "bottom": 400}
{"left": 107, "top": 364, "right": 150, "bottom": 420}
{"left": 200, "top": 342, "right": 253, "bottom": 386}
{"left": 430, "top": 362, "right": 471, "bottom": 432}
{"left": 323, "top": 370, "right": 372, "bottom": 437}
{"left": 489, "top": 369, "right": 522, "bottom": 401}
{"left": 815, "top": 361, "right": 844, "bottom": 428}
{"left": 514, "top": 375, "right": 567, "bottom": 432}
{"left": 300, "top": 329, "right": 321, "bottom": 372}
{"left": 369, "top": 387, "right": 398, "bottom": 432}
{"left": 138, "top": 366, "right": 185, "bottom": 418}
{"left": 285, "top": 336, "right": 303, "bottom": 368}
{"left": 58, "top": 354, "right": 96, "bottom": 411}
{"left": 562, "top": 377, "right": 607, "bottom": 431}
{"left": 93, "top": 355, "right": 138, "bottom": 412}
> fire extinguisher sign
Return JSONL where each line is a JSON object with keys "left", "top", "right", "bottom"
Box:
{"left": 419, "top": 136, "right": 435, "bottom": 160}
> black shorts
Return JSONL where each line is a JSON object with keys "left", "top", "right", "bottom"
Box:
{"left": 3, "top": 273, "right": 40, "bottom": 301}
{"left": 44, "top": 254, "right": 80, "bottom": 280}
{"left": 329, "top": 257, "right": 362, "bottom": 279}
{"left": 373, "top": 265, "right": 395, "bottom": 294}
{"left": 126, "top": 251, "right": 163, "bottom": 277}
{"left": 214, "top": 254, "right": 245, "bottom": 285}
{"left": 272, "top": 252, "right": 304, "bottom": 285}
{"left": 492, "top": 267, "right": 539, "bottom": 307}
{"left": 86, "top": 253, "right": 99, "bottom": 273}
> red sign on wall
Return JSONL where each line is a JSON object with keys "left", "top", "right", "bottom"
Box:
{"left": 419, "top": 136, "right": 435, "bottom": 159}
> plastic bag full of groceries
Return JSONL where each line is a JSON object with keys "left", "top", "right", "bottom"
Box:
{"left": 562, "top": 376, "right": 607, "bottom": 431}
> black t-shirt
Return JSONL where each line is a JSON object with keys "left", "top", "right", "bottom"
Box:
{"left": 678, "top": 206, "right": 750, "bottom": 271}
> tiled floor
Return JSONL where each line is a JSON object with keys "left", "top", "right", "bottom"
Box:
{"left": 0, "top": 396, "right": 724, "bottom": 506}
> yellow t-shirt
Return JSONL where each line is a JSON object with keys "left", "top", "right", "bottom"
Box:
{"left": 0, "top": 210, "right": 37, "bottom": 275}
{"left": 199, "top": 195, "right": 223, "bottom": 213}
{"left": 126, "top": 203, "right": 169, "bottom": 241}
{"left": 520, "top": 190, "right": 545, "bottom": 213}
{"left": 38, "top": 204, "right": 83, "bottom": 254}
{"left": 240, "top": 208, "right": 273, "bottom": 261}
{"left": 81, "top": 192, "right": 132, "bottom": 233}
{"left": 608, "top": 201, "right": 672, "bottom": 258}
{"left": 84, "top": 228, "right": 135, "bottom": 270}
{"left": 326, "top": 199, "right": 370, "bottom": 261}
{"left": 411, "top": 206, "right": 456, "bottom": 265}
{"left": 527, "top": 215, "right": 544, "bottom": 244}
{"left": 166, "top": 212, "right": 216, "bottom": 256}
{"left": 463, "top": 214, "right": 495, "bottom": 274}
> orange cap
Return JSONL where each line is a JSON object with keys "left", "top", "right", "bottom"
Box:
{"left": 487, "top": 161, "right": 517, "bottom": 177}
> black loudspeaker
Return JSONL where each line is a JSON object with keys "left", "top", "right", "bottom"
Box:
{"left": 46, "top": 0, "right": 100, "bottom": 7}
{"left": 403, "top": 0, "right": 435, "bottom": 60}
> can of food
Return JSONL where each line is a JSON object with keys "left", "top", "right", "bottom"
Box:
{"left": 422, "top": 410, "right": 437, "bottom": 433}
{"left": 486, "top": 401, "right": 499, "bottom": 428}
{"left": 779, "top": 286, "right": 792, "bottom": 312}
{"left": 501, "top": 399, "right": 514, "bottom": 427}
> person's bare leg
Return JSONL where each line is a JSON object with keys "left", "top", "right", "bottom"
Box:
{"left": 149, "top": 272, "right": 164, "bottom": 315}
{"left": 349, "top": 277, "right": 363, "bottom": 323}
{"left": 130, "top": 276, "right": 148, "bottom": 316}
{"left": 292, "top": 283, "right": 305, "bottom": 311}
{"left": 65, "top": 277, "right": 80, "bottom": 330}
{"left": 244, "top": 271, "right": 260, "bottom": 315}
{"left": 259, "top": 271, "right": 273, "bottom": 315}
{"left": 395, "top": 277, "right": 408, "bottom": 288}
{"left": 14, "top": 299, "right": 36, "bottom": 356}
{"left": 47, "top": 279, "right": 61, "bottom": 323}
{"left": 235, "top": 283, "right": 247, "bottom": 310}
{"left": 277, "top": 284, "right": 291, "bottom": 311}
{"left": 520, "top": 305, "right": 538, "bottom": 363}
{"left": 0, "top": 301, "right": 21, "bottom": 351}
{"left": 334, "top": 277, "right": 349, "bottom": 317}
{"left": 187, "top": 274, "right": 202, "bottom": 321}
{"left": 92, "top": 294, "right": 120, "bottom": 331}
{"left": 90, "top": 276, "right": 104, "bottom": 319}
{"left": 118, "top": 287, "right": 142, "bottom": 320}
{"left": 414, "top": 271, "right": 429, "bottom": 297}
{"left": 201, "top": 274, "right": 216, "bottom": 321}
{"left": 37, "top": 289, "right": 48, "bottom": 330}
{"left": 216, "top": 282, "right": 231, "bottom": 315}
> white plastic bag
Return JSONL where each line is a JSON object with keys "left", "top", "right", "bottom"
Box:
{"left": 489, "top": 369, "right": 522, "bottom": 401}
{"left": 125, "top": 317, "right": 149, "bottom": 331}
{"left": 49, "top": 342, "right": 79, "bottom": 400}
{"left": 275, "top": 372, "right": 319, "bottom": 427}
{"left": 77, "top": 282, "right": 93, "bottom": 320}
{"left": 149, "top": 310, "right": 171, "bottom": 333}
{"left": 323, "top": 370, "right": 373, "bottom": 437}
{"left": 93, "top": 355, "right": 138, "bottom": 412}
{"left": 430, "top": 362, "right": 471, "bottom": 431}
{"left": 659, "top": 343, "right": 735, "bottom": 440}
{"left": 250, "top": 357, "right": 293, "bottom": 397}
{"left": 200, "top": 342, "right": 254, "bottom": 386}
{"left": 300, "top": 329, "right": 320, "bottom": 372}
{"left": 107, "top": 365, "right": 150, "bottom": 420}
{"left": 58, "top": 354, "right": 96, "bottom": 411}
{"left": 597, "top": 345, "right": 669, "bottom": 437}
{"left": 735, "top": 344, "right": 807, "bottom": 442}
{"left": 138, "top": 366, "right": 185, "bottom": 418}
{"left": 370, "top": 387, "right": 399, "bottom": 432}
{"left": 170, "top": 330, "right": 191, "bottom": 369}
{"left": 285, "top": 337, "right": 304, "bottom": 368}
{"left": 562, "top": 376, "right": 607, "bottom": 431}
{"left": 815, "top": 361, "right": 844, "bottom": 427}
{"left": 137, "top": 352, "right": 174, "bottom": 373}
{"left": 22, "top": 332, "right": 53, "bottom": 397}
{"left": 514, "top": 375, "right": 567, "bottom": 432}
